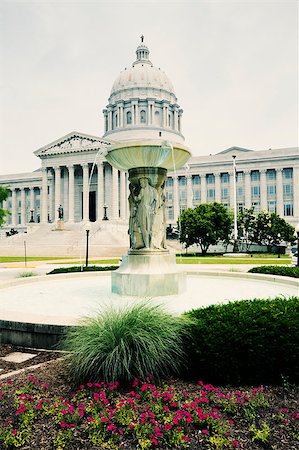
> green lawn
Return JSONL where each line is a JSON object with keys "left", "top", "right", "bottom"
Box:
{"left": 176, "top": 257, "right": 291, "bottom": 265}
{"left": 0, "top": 256, "right": 73, "bottom": 263}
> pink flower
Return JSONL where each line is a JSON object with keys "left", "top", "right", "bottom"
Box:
{"left": 232, "top": 440, "right": 239, "bottom": 447}
{"left": 201, "top": 429, "right": 209, "bottom": 435}
{"left": 12, "top": 429, "right": 17, "bottom": 435}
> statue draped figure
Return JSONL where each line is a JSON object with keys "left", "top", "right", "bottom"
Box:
{"left": 128, "top": 173, "right": 167, "bottom": 251}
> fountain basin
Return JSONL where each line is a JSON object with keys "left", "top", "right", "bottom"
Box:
{"left": 0, "top": 271, "right": 297, "bottom": 348}
{"left": 106, "top": 139, "right": 191, "bottom": 171}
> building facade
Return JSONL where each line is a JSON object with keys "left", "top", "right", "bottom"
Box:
{"left": 0, "top": 40, "right": 298, "bottom": 229}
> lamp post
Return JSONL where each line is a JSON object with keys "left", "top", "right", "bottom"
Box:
{"left": 232, "top": 155, "right": 238, "bottom": 252}
{"left": 295, "top": 223, "right": 299, "bottom": 267}
{"left": 103, "top": 204, "right": 109, "bottom": 221}
{"left": 84, "top": 222, "right": 91, "bottom": 268}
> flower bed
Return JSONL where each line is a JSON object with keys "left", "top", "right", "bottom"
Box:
{"left": 0, "top": 360, "right": 298, "bottom": 449}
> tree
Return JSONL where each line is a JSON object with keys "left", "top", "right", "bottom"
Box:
{"left": 237, "top": 206, "right": 256, "bottom": 251}
{"left": 0, "top": 187, "right": 10, "bottom": 227}
{"left": 179, "top": 202, "right": 233, "bottom": 254}
{"left": 253, "top": 211, "right": 295, "bottom": 250}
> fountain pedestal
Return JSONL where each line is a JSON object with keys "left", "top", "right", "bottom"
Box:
{"left": 106, "top": 139, "right": 191, "bottom": 297}
{"left": 112, "top": 251, "right": 185, "bottom": 297}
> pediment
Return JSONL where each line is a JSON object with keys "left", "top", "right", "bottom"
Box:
{"left": 34, "top": 131, "right": 112, "bottom": 158}
{"left": 217, "top": 146, "right": 254, "bottom": 155}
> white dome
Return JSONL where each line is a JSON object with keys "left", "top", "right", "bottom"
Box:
{"left": 110, "top": 63, "right": 175, "bottom": 97}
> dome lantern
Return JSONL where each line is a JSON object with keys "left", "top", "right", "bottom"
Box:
{"left": 134, "top": 35, "right": 151, "bottom": 66}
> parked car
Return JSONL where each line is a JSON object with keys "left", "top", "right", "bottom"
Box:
{"left": 292, "top": 252, "right": 298, "bottom": 266}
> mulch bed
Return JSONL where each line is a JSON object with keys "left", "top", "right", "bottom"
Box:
{"left": 0, "top": 348, "right": 298, "bottom": 449}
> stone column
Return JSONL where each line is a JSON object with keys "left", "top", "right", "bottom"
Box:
{"left": 214, "top": 173, "right": 221, "bottom": 202}
{"left": 148, "top": 101, "right": 154, "bottom": 125}
{"left": 68, "top": 165, "right": 75, "bottom": 222}
{"left": 173, "top": 176, "right": 180, "bottom": 221}
{"left": 120, "top": 171, "right": 127, "bottom": 220}
{"left": 108, "top": 108, "right": 112, "bottom": 131}
{"left": 82, "top": 163, "right": 89, "bottom": 221}
{"left": 41, "top": 168, "right": 48, "bottom": 223}
{"left": 174, "top": 107, "right": 178, "bottom": 131}
{"left": 111, "top": 166, "right": 119, "bottom": 220}
{"left": 97, "top": 162, "right": 104, "bottom": 221}
{"left": 276, "top": 168, "right": 284, "bottom": 216}
{"left": 20, "top": 188, "right": 26, "bottom": 225}
{"left": 200, "top": 174, "right": 207, "bottom": 203}
{"left": 54, "top": 166, "right": 61, "bottom": 221}
{"left": 186, "top": 175, "right": 193, "bottom": 208}
{"left": 11, "top": 189, "right": 17, "bottom": 226}
{"left": 244, "top": 170, "right": 251, "bottom": 209}
{"left": 260, "top": 169, "right": 267, "bottom": 211}
{"left": 131, "top": 104, "right": 135, "bottom": 125}
{"left": 293, "top": 165, "right": 299, "bottom": 220}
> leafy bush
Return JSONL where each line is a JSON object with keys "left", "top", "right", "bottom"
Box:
{"left": 47, "top": 265, "right": 118, "bottom": 275}
{"left": 62, "top": 303, "right": 189, "bottom": 385}
{"left": 248, "top": 265, "right": 299, "bottom": 278}
{"left": 183, "top": 296, "right": 299, "bottom": 385}
{"left": 18, "top": 271, "right": 38, "bottom": 278}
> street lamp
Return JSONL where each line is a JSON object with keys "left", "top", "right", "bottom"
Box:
{"left": 232, "top": 155, "right": 238, "bottom": 252}
{"left": 84, "top": 222, "right": 91, "bottom": 268}
{"left": 295, "top": 223, "right": 299, "bottom": 267}
{"left": 103, "top": 204, "right": 109, "bottom": 221}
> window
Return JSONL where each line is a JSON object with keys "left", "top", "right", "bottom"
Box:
{"left": 178, "top": 176, "right": 186, "bottom": 186}
{"left": 251, "top": 170, "right": 260, "bottom": 182}
{"left": 167, "top": 206, "right": 174, "bottom": 220}
{"left": 115, "top": 113, "right": 118, "bottom": 128}
{"left": 252, "top": 202, "right": 260, "bottom": 214}
{"left": 192, "top": 175, "right": 200, "bottom": 185}
{"left": 251, "top": 186, "right": 260, "bottom": 197}
{"left": 179, "top": 205, "right": 186, "bottom": 214}
{"left": 207, "top": 188, "right": 215, "bottom": 198}
{"left": 284, "top": 203, "right": 293, "bottom": 216}
{"left": 237, "top": 203, "right": 244, "bottom": 212}
{"left": 237, "top": 187, "right": 243, "bottom": 197}
{"left": 140, "top": 110, "right": 146, "bottom": 123}
{"left": 283, "top": 184, "right": 293, "bottom": 196}
{"left": 236, "top": 172, "right": 243, "bottom": 182}
{"left": 168, "top": 114, "right": 171, "bottom": 127}
{"left": 193, "top": 190, "right": 200, "bottom": 201}
{"left": 267, "top": 185, "right": 276, "bottom": 196}
{"left": 283, "top": 168, "right": 293, "bottom": 179}
{"left": 179, "top": 190, "right": 186, "bottom": 201}
{"left": 268, "top": 201, "right": 276, "bottom": 213}
{"left": 206, "top": 174, "right": 215, "bottom": 184}
{"left": 126, "top": 111, "right": 132, "bottom": 124}
{"left": 221, "top": 173, "right": 229, "bottom": 183}
{"left": 221, "top": 187, "right": 228, "bottom": 198}
{"left": 267, "top": 169, "right": 276, "bottom": 181}
{"left": 166, "top": 177, "right": 173, "bottom": 187}
{"left": 166, "top": 191, "right": 173, "bottom": 202}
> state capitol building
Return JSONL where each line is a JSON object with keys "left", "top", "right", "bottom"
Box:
{"left": 0, "top": 39, "right": 298, "bottom": 233}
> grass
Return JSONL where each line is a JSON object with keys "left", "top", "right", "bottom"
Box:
{"left": 0, "top": 256, "right": 73, "bottom": 263}
{"left": 62, "top": 303, "right": 189, "bottom": 385}
{"left": 51, "top": 258, "right": 120, "bottom": 265}
{"left": 175, "top": 257, "right": 291, "bottom": 265}
{"left": 17, "top": 271, "right": 38, "bottom": 278}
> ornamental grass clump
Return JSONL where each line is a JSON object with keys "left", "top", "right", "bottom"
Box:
{"left": 62, "top": 303, "right": 189, "bottom": 385}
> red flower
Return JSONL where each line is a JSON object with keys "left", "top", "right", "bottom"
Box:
{"left": 232, "top": 440, "right": 239, "bottom": 447}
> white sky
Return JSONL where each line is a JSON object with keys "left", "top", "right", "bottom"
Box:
{"left": 0, "top": 0, "right": 298, "bottom": 175}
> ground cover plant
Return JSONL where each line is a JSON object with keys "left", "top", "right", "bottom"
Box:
{"left": 183, "top": 296, "right": 299, "bottom": 386}
{"left": 47, "top": 265, "right": 119, "bottom": 274}
{"left": 0, "top": 360, "right": 298, "bottom": 450}
{"left": 62, "top": 304, "right": 189, "bottom": 384}
{"left": 248, "top": 265, "right": 299, "bottom": 278}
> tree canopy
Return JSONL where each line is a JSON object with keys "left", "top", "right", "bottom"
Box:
{"left": 178, "top": 202, "right": 233, "bottom": 254}
{"left": 0, "top": 186, "right": 10, "bottom": 227}
{"left": 252, "top": 211, "right": 295, "bottom": 249}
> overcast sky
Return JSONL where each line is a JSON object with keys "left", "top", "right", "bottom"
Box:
{"left": 0, "top": 0, "right": 298, "bottom": 175}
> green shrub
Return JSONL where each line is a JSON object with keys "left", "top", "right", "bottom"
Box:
{"left": 248, "top": 265, "right": 299, "bottom": 278}
{"left": 183, "top": 296, "right": 299, "bottom": 386}
{"left": 47, "top": 265, "right": 118, "bottom": 275}
{"left": 18, "top": 271, "right": 38, "bottom": 278}
{"left": 62, "top": 303, "right": 189, "bottom": 385}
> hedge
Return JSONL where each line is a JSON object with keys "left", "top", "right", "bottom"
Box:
{"left": 47, "top": 265, "right": 118, "bottom": 275}
{"left": 248, "top": 265, "right": 299, "bottom": 278}
{"left": 183, "top": 296, "right": 299, "bottom": 386}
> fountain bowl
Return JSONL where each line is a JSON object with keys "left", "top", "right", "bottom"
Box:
{"left": 106, "top": 139, "right": 191, "bottom": 171}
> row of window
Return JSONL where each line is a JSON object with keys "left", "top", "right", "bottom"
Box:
{"left": 166, "top": 202, "right": 294, "bottom": 221}
{"left": 166, "top": 168, "right": 293, "bottom": 188}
